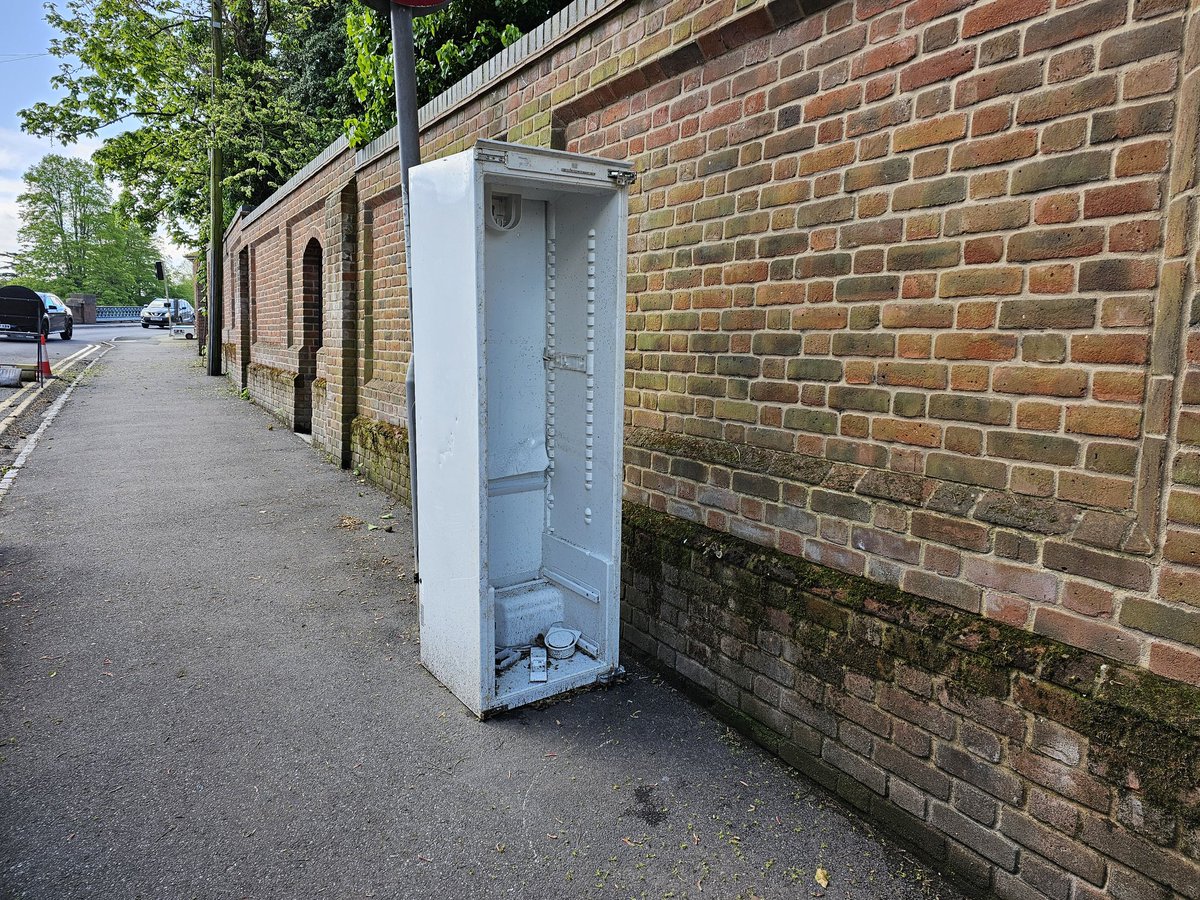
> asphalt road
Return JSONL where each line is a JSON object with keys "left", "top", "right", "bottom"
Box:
{"left": 0, "top": 335, "right": 965, "bottom": 899}
{"left": 0, "top": 323, "right": 170, "bottom": 368}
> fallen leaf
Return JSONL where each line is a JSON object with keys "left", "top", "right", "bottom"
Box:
{"left": 367, "top": 524, "right": 380, "bottom": 531}
{"left": 381, "top": 513, "right": 394, "bottom": 520}
{"left": 338, "top": 515, "right": 363, "bottom": 529}
{"left": 815, "top": 867, "right": 830, "bottom": 888}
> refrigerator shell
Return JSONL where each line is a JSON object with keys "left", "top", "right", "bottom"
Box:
{"left": 408, "top": 140, "right": 632, "bottom": 716}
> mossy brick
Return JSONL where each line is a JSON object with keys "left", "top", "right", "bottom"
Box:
{"left": 718, "top": 355, "right": 761, "bottom": 377}
{"left": 1010, "top": 151, "right": 1112, "bottom": 195}
{"left": 1007, "top": 227, "right": 1105, "bottom": 262}
{"left": 848, "top": 306, "right": 880, "bottom": 330}
{"left": 714, "top": 400, "right": 759, "bottom": 423}
{"left": 832, "top": 333, "right": 895, "bottom": 357}
{"left": 686, "top": 375, "right": 727, "bottom": 397}
{"left": 752, "top": 332, "right": 804, "bottom": 356}
{"left": 695, "top": 242, "right": 736, "bottom": 264}
{"left": 887, "top": 242, "right": 962, "bottom": 271}
{"left": 787, "top": 358, "right": 843, "bottom": 382}
{"left": 927, "top": 452, "right": 1009, "bottom": 490}
{"left": 1022, "top": 334, "right": 1067, "bottom": 363}
{"left": 836, "top": 275, "right": 900, "bottom": 302}
{"left": 999, "top": 297, "right": 1096, "bottom": 330}
{"left": 1173, "top": 452, "right": 1200, "bottom": 487}
{"left": 930, "top": 394, "right": 1012, "bottom": 425}
{"left": 1168, "top": 490, "right": 1200, "bottom": 527}
{"left": 892, "top": 177, "right": 967, "bottom": 211}
{"left": 1120, "top": 598, "right": 1200, "bottom": 645}
{"left": 1086, "top": 443, "right": 1139, "bottom": 476}
{"left": 892, "top": 392, "right": 926, "bottom": 418}
{"left": 784, "top": 407, "right": 838, "bottom": 434}
{"left": 829, "top": 386, "right": 890, "bottom": 412}
{"left": 689, "top": 333, "right": 729, "bottom": 353}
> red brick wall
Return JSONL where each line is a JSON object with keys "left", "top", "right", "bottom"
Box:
{"left": 222, "top": 0, "right": 1200, "bottom": 679}
{"left": 219, "top": 1, "right": 1200, "bottom": 890}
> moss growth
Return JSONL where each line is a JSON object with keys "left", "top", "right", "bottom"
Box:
{"left": 627, "top": 425, "right": 832, "bottom": 485}
{"left": 622, "top": 502, "right": 1200, "bottom": 819}
{"left": 350, "top": 416, "right": 411, "bottom": 501}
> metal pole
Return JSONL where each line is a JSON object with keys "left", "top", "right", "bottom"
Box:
{"left": 206, "top": 0, "right": 224, "bottom": 375}
{"left": 389, "top": 4, "right": 423, "bottom": 578}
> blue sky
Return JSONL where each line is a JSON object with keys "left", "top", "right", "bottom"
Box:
{"left": 0, "top": 5, "right": 183, "bottom": 265}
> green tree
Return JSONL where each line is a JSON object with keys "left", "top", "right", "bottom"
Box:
{"left": 346, "top": 0, "right": 571, "bottom": 146}
{"left": 12, "top": 153, "right": 162, "bottom": 304}
{"left": 22, "top": 0, "right": 361, "bottom": 245}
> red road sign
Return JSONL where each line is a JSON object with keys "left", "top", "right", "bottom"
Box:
{"left": 360, "top": 0, "right": 448, "bottom": 11}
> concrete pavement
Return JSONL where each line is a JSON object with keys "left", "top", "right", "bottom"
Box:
{"left": 0, "top": 334, "right": 964, "bottom": 899}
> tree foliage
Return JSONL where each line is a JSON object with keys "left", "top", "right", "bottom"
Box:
{"left": 346, "top": 0, "right": 570, "bottom": 146}
{"left": 22, "top": 0, "right": 360, "bottom": 245}
{"left": 12, "top": 154, "right": 162, "bottom": 304}
{"left": 22, "top": 0, "right": 574, "bottom": 245}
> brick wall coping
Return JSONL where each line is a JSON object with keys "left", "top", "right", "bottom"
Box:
{"left": 417, "top": 0, "right": 627, "bottom": 129}
{"left": 354, "top": 0, "right": 629, "bottom": 171}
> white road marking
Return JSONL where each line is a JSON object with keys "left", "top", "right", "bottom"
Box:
{"left": 0, "top": 345, "right": 111, "bottom": 504}
{"left": 0, "top": 345, "right": 100, "bottom": 438}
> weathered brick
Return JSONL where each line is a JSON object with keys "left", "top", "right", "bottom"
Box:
{"left": 1010, "top": 152, "right": 1112, "bottom": 195}
{"left": 1043, "top": 542, "right": 1151, "bottom": 591}
{"left": 988, "top": 432, "right": 1079, "bottom": 466}
{"left": 1007, "top": 226, "right": 1105, "bottom": 262}
{"left": 998, "top": 297, "right": 1095, "bottom": 330}
{"left": 1024, "top": 0, "right": 1128, "bottom": 54}
{"left": 887, "top": 242, "right": 961, "bottom": 270}
{"left": 911, "top": 511, "right": 990, "bottom": 551}
{"left": 940, "top": 268, "right": 1023, "bottom": 298}
{"left": 929, "top": 394, "right": 1011, "bottom": 426}
{"left": 1016, "top": 76, "right": 1118, "bottom": 125}
{"left": 892, "top": 177, "right": 967, "bottom": 211}
{"left": 829, "top": 386, "right": 891, "bottom": 412}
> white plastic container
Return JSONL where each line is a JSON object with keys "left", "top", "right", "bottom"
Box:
{"left": 408, "top": 140, "right": 632, "bottom": 716}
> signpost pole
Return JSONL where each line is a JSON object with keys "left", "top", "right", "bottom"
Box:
{"left": 206, "top": 0, "right": 224, "bottom": 375}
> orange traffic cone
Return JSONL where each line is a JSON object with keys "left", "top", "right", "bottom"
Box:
{"left": 39, "top": 334, "right": 53, "bottom": 380}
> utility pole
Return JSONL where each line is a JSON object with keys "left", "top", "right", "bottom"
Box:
{"left": 206, "top": 0, "right": 224, "bottom": 375}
